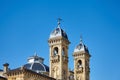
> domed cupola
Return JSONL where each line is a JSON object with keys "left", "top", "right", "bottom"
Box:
{"left": 23, "top": 53, "right": 49, "bottom": 74}
{"left": 74, "top": 37, "right": 89, "bottom": 53}
{"left": 50, "top": 18, "right": 68, "bottom": 40}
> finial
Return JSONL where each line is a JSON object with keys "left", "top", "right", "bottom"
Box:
{"left": 80, "top": 35, "right": 84, "bottom": 45}
{"left": 80, "top": 35, "right": 83, "bottom": 43}
{"left": 57, "top": 18, "right": 62, "bottom": 28}
{"left": 34, "top": 51, "right": 37, "bottom": 56}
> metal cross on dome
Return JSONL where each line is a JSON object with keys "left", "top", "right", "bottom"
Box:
{"left": 80, "top": 35, "right": 84, "bottom": 44}
{"left": 57, "top": 18, "right": 62, "bottom": 27}
{"left": 80, "top": 35, "right": 83, "bottom": 42}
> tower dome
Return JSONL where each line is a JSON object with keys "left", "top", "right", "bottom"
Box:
{"left": 49, "top": 18, "right": 68, "bottom": 40}
{"left": 23, "top": 53, "right": 49, "bottom": 73}
{"left": 74, "top": 37, "right": 89, "bottom": 53}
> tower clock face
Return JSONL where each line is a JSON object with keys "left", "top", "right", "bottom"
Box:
{"left": 78, "top": 44, "right": 82, "bottom": 50}
{"left": 54, "top": 30, "right": 58, "bottom": 35}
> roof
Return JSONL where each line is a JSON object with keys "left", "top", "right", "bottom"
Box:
{"left": 24, "top": 63, "right": 49, "bottom": 73}
{"left": 74, "top": 38, "right": 89, "bottom": 53}
{"left": 49, "top": 20, "right": 68, "bottom": 40}
{"left": 24, "top": 54, "right": 49, "bottom": 73}
{"left": 6, "top": 67, "right": 55, "bottom": 80}
{"left": 27, "top": 54, "right": 44, "bottom": 63}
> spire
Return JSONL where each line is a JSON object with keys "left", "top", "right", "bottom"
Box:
{"left": 57, "top": 18, "right": 62, "bottom": 28}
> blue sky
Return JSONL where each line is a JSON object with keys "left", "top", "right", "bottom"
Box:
{"left": 0, "top": 0, "right": 120, "bottom": 80}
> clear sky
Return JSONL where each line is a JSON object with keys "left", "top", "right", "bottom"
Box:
{"left": 0, "top": 0, "right": 120, "bottom": 80}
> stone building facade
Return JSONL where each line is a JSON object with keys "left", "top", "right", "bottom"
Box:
{"left": 1, "top": 19, "right": 91, "bottom": 80}
{"left": 73, "top": 38, "right": 91, "bottom": 80}
{"left": 6, "top": 67, "right": 55, "bottom": 80}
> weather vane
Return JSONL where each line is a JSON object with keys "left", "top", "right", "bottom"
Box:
{"left": 57, "top": 18, "right": 62, "bottom": 26}
{"left": 34, "top": 51, "right": 37, "bottom": 56}
{"left": 80, "top": 35, "right": 83, "bottom": 42}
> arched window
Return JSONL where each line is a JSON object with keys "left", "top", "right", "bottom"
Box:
{"left": 53, "top": 47, "right": 58, "bottom": 56}
{"left": 78, "top": 60, "right": 82, "bottom": 68}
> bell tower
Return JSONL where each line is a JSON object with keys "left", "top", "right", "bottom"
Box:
{"left": 73, "top": 38, "right": 91, "bottom": 80}
{"left": 48, "top": 19, "right": 70, "bottom": 80}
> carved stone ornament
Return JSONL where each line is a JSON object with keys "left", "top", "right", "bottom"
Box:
{"left": 76, "top": 67, "right": 83, "bottom": 73}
